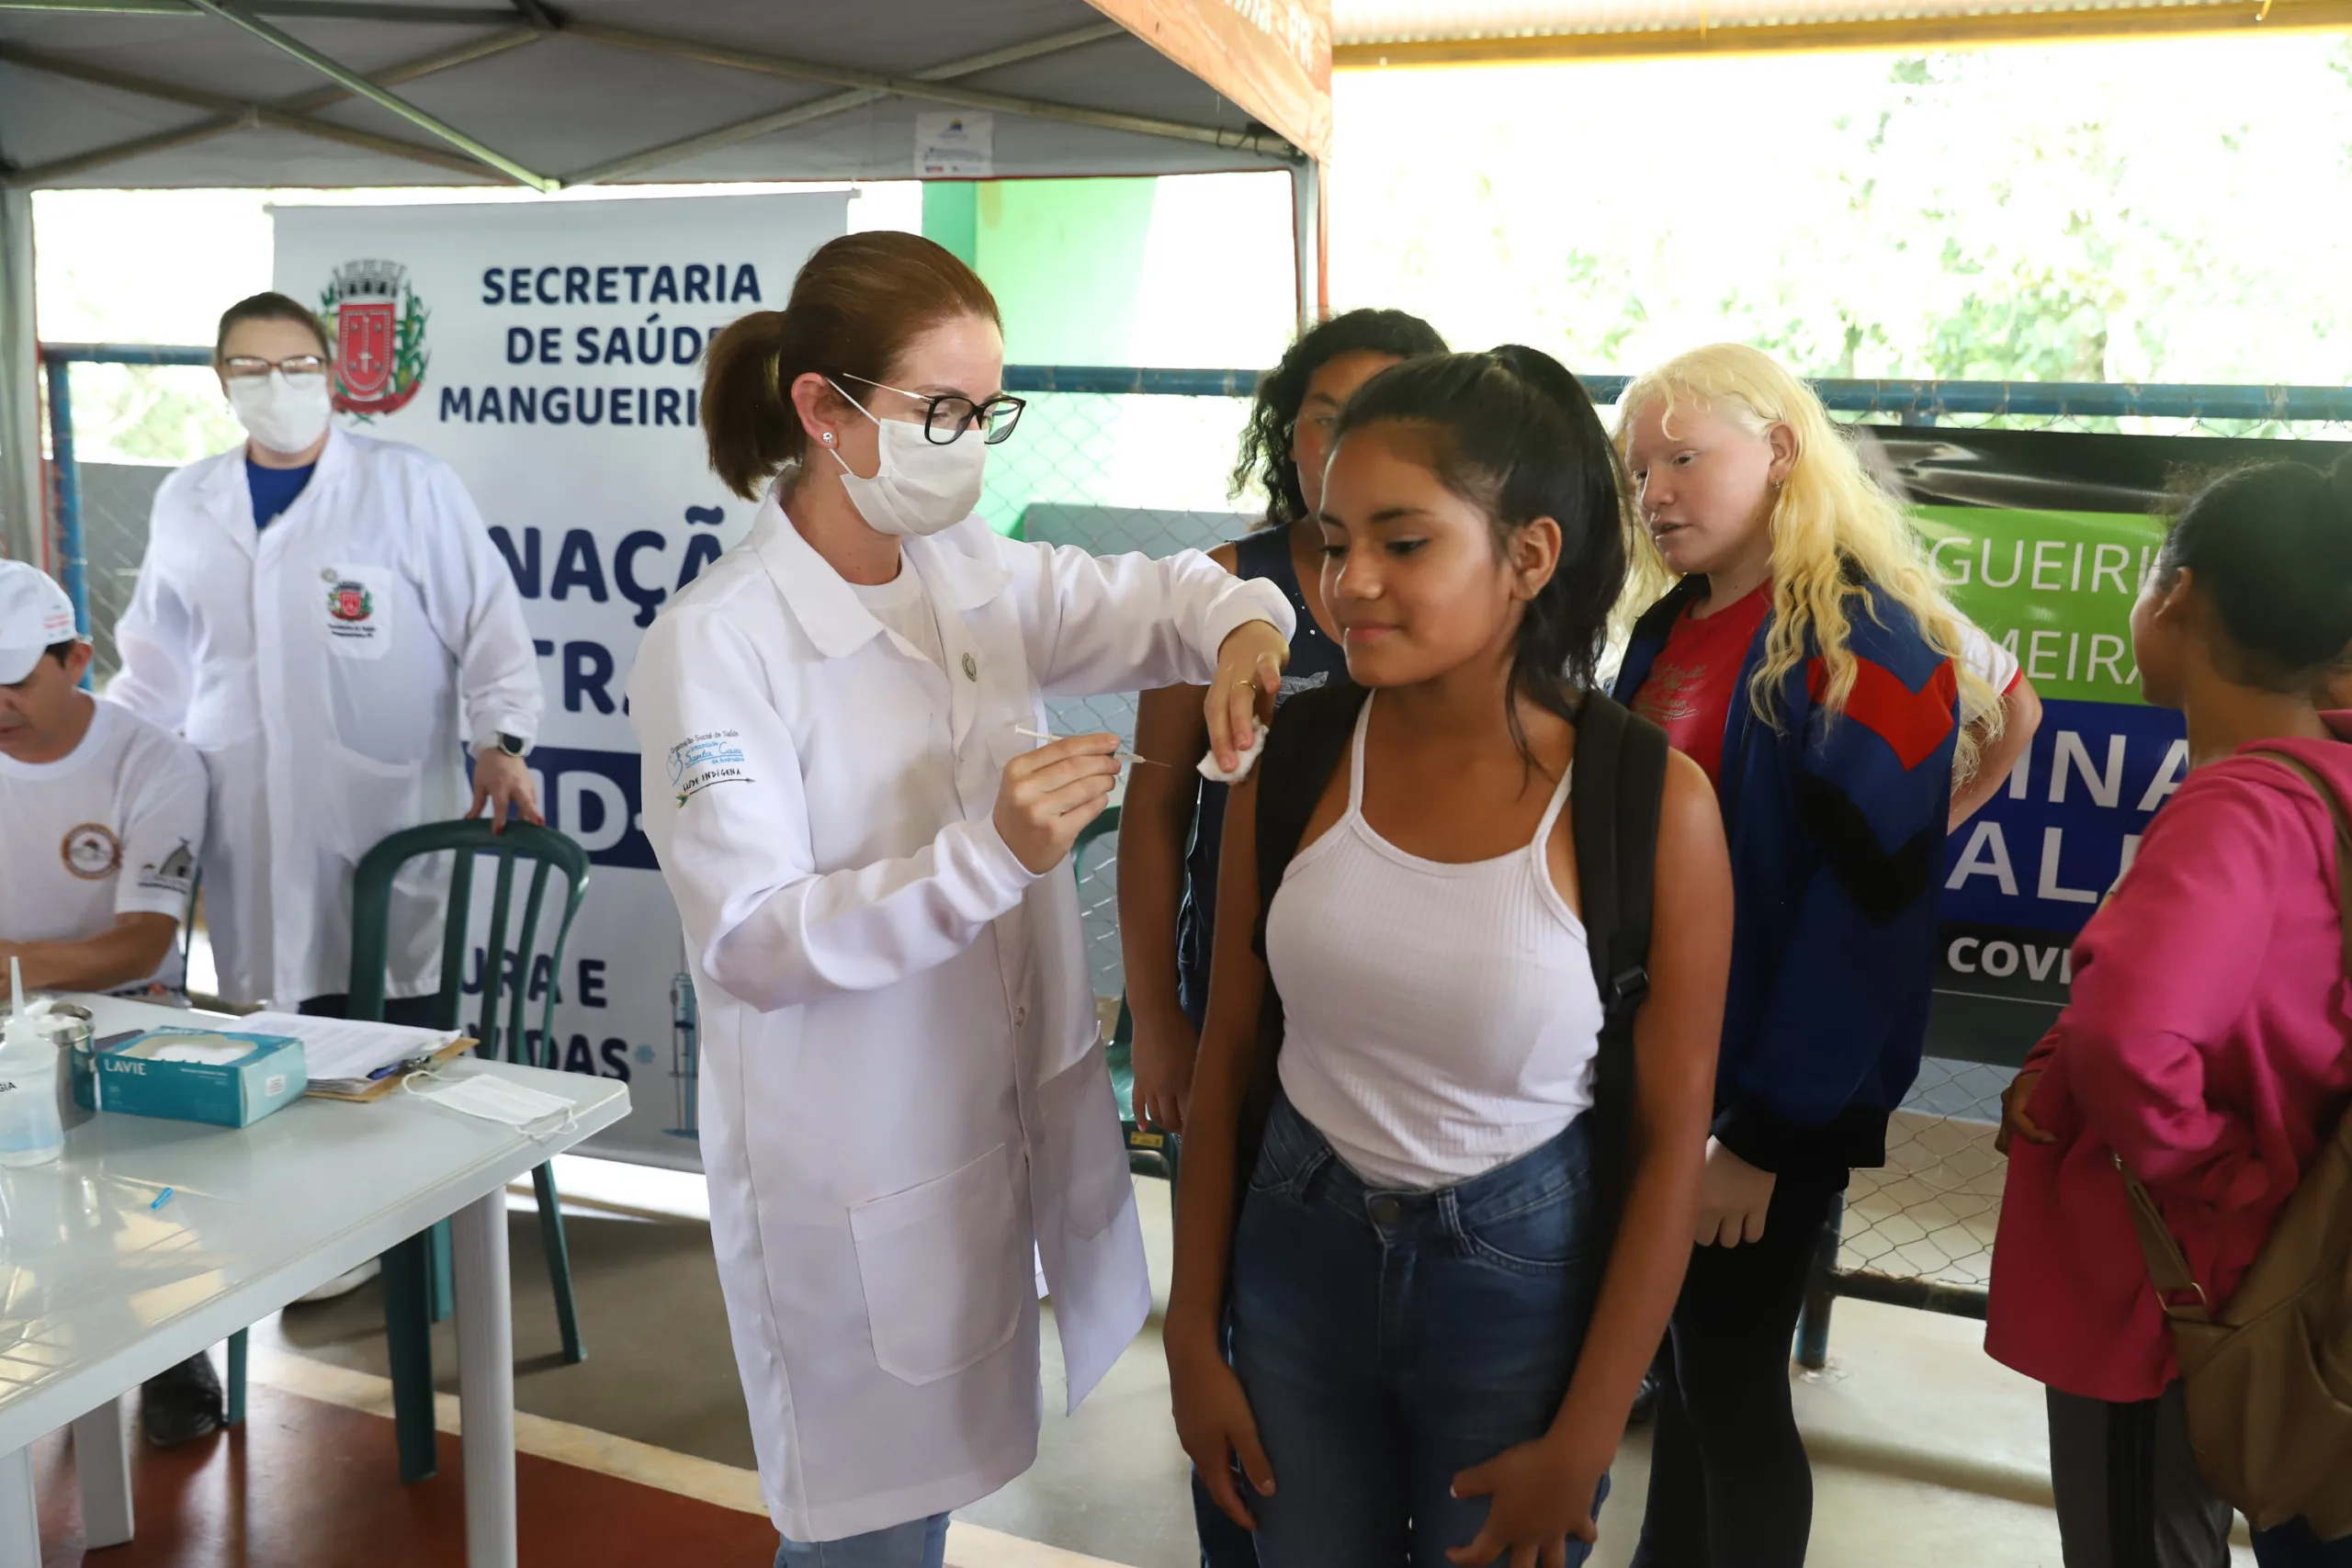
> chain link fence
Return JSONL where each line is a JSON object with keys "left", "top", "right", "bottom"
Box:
{"left": 40, "top": 346, "right": 2352, "bottom": 1348}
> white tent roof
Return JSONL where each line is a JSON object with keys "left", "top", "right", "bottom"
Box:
{"left": 1, "top": 0, "right": 1329, "bottom": 190}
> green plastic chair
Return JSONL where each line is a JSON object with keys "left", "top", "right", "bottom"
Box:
{"left": 222, "top": 819, "right": 593, "bottom": 1483}
{"left": 1072, "top": 808, "right": 1179, "bottom": 1184}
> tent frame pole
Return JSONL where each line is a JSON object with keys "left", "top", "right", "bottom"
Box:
{"left": 1291, "top": 159, "right": 1326, "bottom": 330}
{"left": 0, "top": 1, "right": 512, "bottom": 24}
{"left": 0, "top": 187, "right": 39, "bottom": 569}
{"left": 179, "top": 0, "right": 560, "bottom": 190}
{"left": 569, "top": 22, "right": 1295, "bottom": 159}
{"left": 0, "top": 40, "right": 511, "bottom": 182}
{"left": 4, "top": 26, "right": 542, "bottom": 187}
{"left": 564, "top": 21, "right": 1127, "bottom": 187}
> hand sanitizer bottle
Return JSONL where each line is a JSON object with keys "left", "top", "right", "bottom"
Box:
{"left": 0, "top": 958, "right": 65, "bottom": 1167}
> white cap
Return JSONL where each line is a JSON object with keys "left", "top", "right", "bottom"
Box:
{"left": 0, "top": 561, "right": 79, "bottom": 686}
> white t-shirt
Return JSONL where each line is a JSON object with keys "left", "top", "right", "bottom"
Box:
{"left": 853, "top": 567, "right": 945, "bottom": 672}
{"left": 1957, "top": 619, "right": 2022, "bottom": 727}
{"left": 0, "top": 698, "right": 208, "bottom": 997}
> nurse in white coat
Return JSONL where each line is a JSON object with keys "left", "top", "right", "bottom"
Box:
{"left": 628, "top": 232, "right": 1293, "bottom": 1564}
{"left": 111, "top": 292, "right": 543, "bottom": 1019}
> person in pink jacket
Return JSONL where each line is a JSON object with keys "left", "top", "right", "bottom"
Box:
{"left": 1988, "top": 455, "right": 2352, "bottom": 1568}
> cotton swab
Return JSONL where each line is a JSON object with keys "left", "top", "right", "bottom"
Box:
{"left": 1012, "top": 727, "right": 1170, "bottom": 768}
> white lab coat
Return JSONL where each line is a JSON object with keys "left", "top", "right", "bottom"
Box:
{"left": 627, "top": 492, "right": 1294, "bottom": 1542}
{"left": 110, "top": 428, "right": 541, "bottom": 1007}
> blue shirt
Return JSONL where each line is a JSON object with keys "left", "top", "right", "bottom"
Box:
{"left": 246, "top": 458, "right": 316, "bottom": 531}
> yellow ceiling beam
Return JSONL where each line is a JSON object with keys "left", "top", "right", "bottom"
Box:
{"left": 1335, "top": 0, "right": 2352, "bottom": 66}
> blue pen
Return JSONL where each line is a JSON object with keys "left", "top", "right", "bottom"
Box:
{"left": 149, "top": 1188, "right": 174, "bottom": 1211}
{"left": 368, "top": 1055, "right": 430, "bottom": 1082}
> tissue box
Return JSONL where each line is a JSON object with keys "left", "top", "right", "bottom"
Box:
{"left": 82, "top": 1029, "right": 308, "bottom": 1128}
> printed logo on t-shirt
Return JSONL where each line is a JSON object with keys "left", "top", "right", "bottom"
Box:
{"left": 61, "top": 822, "right": 121, "bottom": 881}
{"left": 1633, "top": 660, "right": 1703, "bottom": 726}
{"left": 137, "top": 839, "right": 197, "bottom": 897}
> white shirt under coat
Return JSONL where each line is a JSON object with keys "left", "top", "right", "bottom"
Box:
{"left": 626, "top": 491, "right": 1295, "bottom": 1541}
{"left": 108, "top": 427, "right": 542, "bottom": 1007}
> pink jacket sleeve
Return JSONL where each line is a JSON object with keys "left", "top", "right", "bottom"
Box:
{"left": 2058, "top": 763, "right": 2305, "bottom": 1215}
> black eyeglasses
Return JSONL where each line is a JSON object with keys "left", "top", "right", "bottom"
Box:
{"left": 221, "top": 354, "right": 328, "bottom": 380}
{"left": 835, "top": 373, "right": 1025, "bottom": 446}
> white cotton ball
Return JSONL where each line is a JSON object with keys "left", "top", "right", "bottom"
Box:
{"left": 1197, "top": 719, "right": 1271, "bottom": 785}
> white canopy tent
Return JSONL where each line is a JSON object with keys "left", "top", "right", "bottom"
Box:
{"left": 0, "top": 0, "right": 1334, "bottom": 561}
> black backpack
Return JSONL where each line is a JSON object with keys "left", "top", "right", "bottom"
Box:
{"left": 1238, "top": 680, "right": 1668, "bottom": 1223}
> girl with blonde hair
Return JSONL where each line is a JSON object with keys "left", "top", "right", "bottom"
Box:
{"left": 1610, "top": 343, "right": 2006, "bottom": 1568}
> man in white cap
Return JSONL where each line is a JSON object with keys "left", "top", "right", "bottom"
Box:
{"left": 0, "top": 559, "right": 227, "bottom": 1446}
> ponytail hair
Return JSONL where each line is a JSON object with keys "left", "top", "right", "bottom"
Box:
{"left": 2158, "top": 453, "right": 2352, "bottom": 691}
{"left": 702, "top": 232, "right": 1001, "bottom": 501}
{"left": 1332, "top": 345, "right": 1632, "bottom": 753}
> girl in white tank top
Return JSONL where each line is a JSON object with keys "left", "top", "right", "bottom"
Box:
{"left": 1266, "top": 692, "right": 1604, "bottom": 1190}
{"left": 1166, "top": 347, "right": 1735, "bottom": 1568}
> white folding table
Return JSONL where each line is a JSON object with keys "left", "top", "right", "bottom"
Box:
{"left": 0, "top": 995, "right": 629, "bottom": 1567}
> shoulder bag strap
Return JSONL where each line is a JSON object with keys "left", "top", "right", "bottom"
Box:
{"left": 2122, "top": 745, "right": 2352, "bottom": 1324}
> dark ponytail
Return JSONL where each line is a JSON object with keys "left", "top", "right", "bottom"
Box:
{"left": 2158, "top": 453, "right": 2352, "bottom": 690}
{"left": 1232, "top": 308, "right": 1450, "bottom": 529}
{"left": 1332, "top": 346, "right": 1632, "bottom": 744}
{"left": 702, "top": 232, "right": 1001, "bottom": 501}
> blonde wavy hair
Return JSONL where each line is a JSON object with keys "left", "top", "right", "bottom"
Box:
{"left": 1615, "top": 343, "right": 1998, "bottom": 784}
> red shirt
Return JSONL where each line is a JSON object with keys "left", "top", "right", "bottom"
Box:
{"left": 1629, "top": 583, "right": 1772, "bottom": 787}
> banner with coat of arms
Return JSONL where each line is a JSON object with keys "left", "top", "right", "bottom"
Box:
{"left": 275, "top": 194, "right": 850, "bottom": 1170}
{"left": 320, "top": 258, "right": 429, "bottom": 417}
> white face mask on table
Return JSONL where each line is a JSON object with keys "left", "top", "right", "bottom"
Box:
{"left": 228, "top": 369, "right": 334, "bottom": 455}
{"left": 824, "top": 378, "right": 989, "bottom": 538}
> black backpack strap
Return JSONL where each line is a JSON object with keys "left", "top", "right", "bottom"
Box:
{"left": 1231, "top": 679, "right": 1367, "bottom": 1190}
{"left": 1251, "top": 681, "right": 1371, "bottom": 959}
{"left": 1571, "top": 691, "right": 1670, "bottom": 1222}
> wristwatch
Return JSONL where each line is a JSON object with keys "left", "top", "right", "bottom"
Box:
{"left": 496, "top": 732, "right": 528, "bottom": 758}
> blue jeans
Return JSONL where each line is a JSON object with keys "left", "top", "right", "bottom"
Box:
{"left": 1229, "top": 1094, "right": 1609, "bottom": 1568}
{"left": 775, "top": 1513, "right": 948, "bottom": 1568}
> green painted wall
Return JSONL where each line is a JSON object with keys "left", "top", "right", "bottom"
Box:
{"left": 923, "top": 176, "right": 1161, "bottom": 536}
{"left": 920, "top": 182, "right": 978, "bottom": 268}
{"left": 922, "top": 177, "right": 1157, "bottom": 365}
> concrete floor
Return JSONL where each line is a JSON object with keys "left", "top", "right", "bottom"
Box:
{"left": 238, "top": 1156, "right": 2255, "bottom": 1568}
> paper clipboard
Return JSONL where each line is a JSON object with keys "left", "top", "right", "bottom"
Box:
{"left": 305, "top": 1035, "right": 481, "bottom": 1103}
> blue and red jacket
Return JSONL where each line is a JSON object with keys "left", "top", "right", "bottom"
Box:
{"left": 1613, "top": 573, "right": 1959, "bottom": 1176}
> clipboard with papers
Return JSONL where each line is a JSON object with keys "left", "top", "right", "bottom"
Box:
{"left": 234, "top": 1011, "right": 481, "bottom": 1102}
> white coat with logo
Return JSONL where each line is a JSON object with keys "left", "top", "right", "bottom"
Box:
{"left": 627, "top": 492, "right": 1294, "bottom": 1541}
{"left": 110, "top": 427, "right": 542, "bottom": 1007}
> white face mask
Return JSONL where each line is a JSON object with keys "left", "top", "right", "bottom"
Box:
{"left": 824, "top": 379, "right": 988, "bottom": 538}
{"left": 227, "top": 369, "right": 334, "bottom": 456}
{"left": 403, "top": 1067, "right": 578, "bottom": 1137}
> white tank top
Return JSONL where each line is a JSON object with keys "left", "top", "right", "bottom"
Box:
{"left": 1266, "top": 695, "right": 1604, "bottom": 1190}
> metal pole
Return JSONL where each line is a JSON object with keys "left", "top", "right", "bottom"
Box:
{"left": 42, "top": 357, "right": 87, "bottom": 641}
{"left": 1792, "top": 1190, "right": 1847, "bottom": 1370}
{"left": 1291, "top": 159, "right": 1322, "bottom": 331}
{"left": 0, "top": 41, "right": 512, "bottom": 184}
{"left": 180, "top": 0, "right": 560, "bottom": 191}
{"left": 0, "top": 188, "right": 39, "bottom": 568}
{"left": 6, "top": 25, "right": 541, "bottom": 188}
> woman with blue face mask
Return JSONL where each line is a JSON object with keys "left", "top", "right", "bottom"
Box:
{"left": 627, "top": 231, "right": 1296, "bottom": 1568}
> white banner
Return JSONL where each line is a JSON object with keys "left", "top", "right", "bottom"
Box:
{"left": 274, "top": 194, "right": 849, "bottom": 1169}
